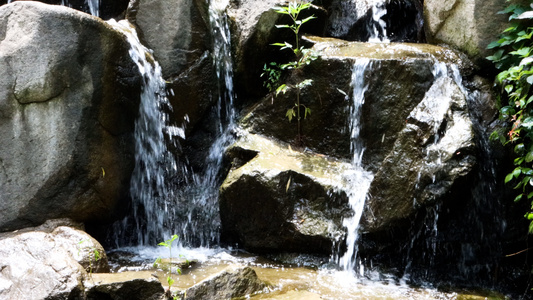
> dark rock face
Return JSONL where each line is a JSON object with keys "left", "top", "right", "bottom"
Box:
{"left": 86, "top": 277, "right": 164, "bottom": 300}
{"left": 222, "top": 37, "right": 480, "bottom": 258}
{"left": 126, "top": 0, "right": 212, "bottom": 79}
{"left": 125, "top": 0, "right": 219, "bottom": 170}
{"left": 228, "top": 0, "right": 328, "bottom": 100}
{"left": 326, "top": 0, "right": 424, "bottom": 43}
{"left": 220, "top": 134, "right": 352, "bottom": 254}
{"left": 0, "top": 2, "right": 141, "bottom": 232}
{"left": 183, "top": 266, "right": 268, "bottom": 300}
{"left": 0, "top": 0, "right": 129, "bottom": 19}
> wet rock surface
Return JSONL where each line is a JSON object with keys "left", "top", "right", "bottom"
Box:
{"left": 220, "top": 133, "right": 352, "bottom": 253}
{"left": 86, "top": 272, "right": 165, "bottom": 300}
{"left": 0, "top": 1, "right": 141, "bottom": 232}
{"left": 182, "top": 265, "right": 268, "bottom": 300}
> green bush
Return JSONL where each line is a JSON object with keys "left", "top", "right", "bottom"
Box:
{"left": 487, "top": 1, "right": 533, "bottom": 232}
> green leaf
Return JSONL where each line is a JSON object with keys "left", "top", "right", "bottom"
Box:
{"left": 528, "top": 191, "right": 533, "bottom": 199}
{"left": 286, "top": 108, "right": 295, "bottom": 122}
{"left": 305, "top": 107, "right": 311, "bottom": 119}
{"left": 529, "top": 220, "right": 533, "bottom": 234}
{"left": 510, "top": 47, "right": 531, "bottom": 57}
{"left": 275, "top": 24, "right": 290, "bottom": 29}
{"left": 515, "top": 143, "right": 526, "bottom": 154}
{"left": 506, "top": 172, "right": 515, "bottom": 183}
{"left": 522, "top": 117, "right": 533, "bottom": 128}
{"left": 513, "top": 167, "right": 523, "bottom": 178}
{"left": 515, "top": 193, "right": 524, "bottom": 202}
{"left": 276, "top": 84, "right": 289, "bottom": 96}
{"left": 487, "top": 41, "right": 502, "bottom": 49}
{"left": 300, "top": 15, "right": 316, "bottom": 25}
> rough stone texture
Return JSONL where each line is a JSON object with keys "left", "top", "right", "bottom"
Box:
{"left": 183, "top": 266, "right": 268, "bottom": 300}
{"left": 126, "top": 0, "right": 219, "bottom": 162}
{"left": 228, "top": 0, "right": 328, "bottom": 100}
{"left": 0, "top": 219, "right": 110, "bottom": 300}
{"left": 0, "top": 0, "right": 129, "bottom": 19}
{"left": 0, "top": 1, "right": 141, "bottom": 232}
{"left": 362, "top": 75, "right": 477, "bottom": 232}
{"left": 326, "top": 0, "right": 424, "bottom": 43}
{"left": 126, "top": 0, "right": 211, "bottom": 78}
{"left": 86, "top": 272, "right": 165, "bottom": 300}
{"left": 243, "top": 37, "right": 470, "bottom": 164}
{"left": 423, "top": 0, "right": 528, "bottom": 62}
{"left": 220, "top": 133, "right": 352, "bottom": 253}
{"left": 232, "top": 37, "right": 482, "bottom": 256}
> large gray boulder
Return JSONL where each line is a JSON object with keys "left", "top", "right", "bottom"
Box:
{"left": 228, "top": 37, "right": 482, "bottom": 254}
{"left": 126, "top": 0, "right": 211, "bottom": 78}
{"left": 362, "top": 74, "right": 477, "bottom": 232}
{"left": 126, "top": 0, "right": 218, "bottom": 144}
{"left": 0, "top": 0, "right": 129, "bottom": 19}
{"left": 423, "top": 0, "right": 528, "bottom": 61}
{"left": 220, "top": 133, "right": 352, "bottom": 254}
{"left": 0, "top": 1, "right": 141, "bottom": 232}
{"left": 242, "top": 37, "right": 470, "bottom": 164}
{"left": 0, "top": 219, "right": 109, "bottom": 300}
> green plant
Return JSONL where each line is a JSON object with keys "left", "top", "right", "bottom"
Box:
{"left": 153, "top": 235, "right": 181, "bottom": 298}
{"left": 77, "top": 239, "right": 101, "bottom": 278}
{"left": 261, "top": 0, "right": 318, "bottom": 144}
{"left": 487, "top": 1, "right": 533, "bottom": 233}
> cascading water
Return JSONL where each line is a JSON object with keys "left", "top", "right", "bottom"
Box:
{"left": 107, "top": 19, "right": 184, "bottom": 246}
{"left": 338, "top": 59, "right": 374, "bottom": 273}
{"left": 328, "top": 0, "right": 390, "bottom": 43}
{"left": 170, "top": 0, "right": 237, "bottom": 247}
{"left": 86, "top": 0, "right": 99, "bottom": 17}
{"left": 368, "top": 0, "right": 389, "bottom": 43}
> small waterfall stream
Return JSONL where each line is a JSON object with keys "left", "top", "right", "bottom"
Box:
{"left": 338, "top": 59, "right": 374, "bottom": 272}
{"left": 174, "top": 0, "right": 236, "bottom": 247}
{"left": 107, "top": 19, "right": 183, "bottom": 246}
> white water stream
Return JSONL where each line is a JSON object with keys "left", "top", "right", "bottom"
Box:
{"left": 338, "top": 59, "right": 374, "bottom": 272}
{"left": 107, "top": 19, "right": 184, "bottom": 246}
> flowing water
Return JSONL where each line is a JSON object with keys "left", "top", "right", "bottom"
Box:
{"left": 171, "top": 0, "right": 236, "bottom": 247}
{"left": 328, "top": 0, "right": 390, "bottom": 43}
{"left": 86, "top": 0, "right": 99, "bottom": 17}
{"left": 337, "top": 59, "right": 374, "bottom": 272}
{"left": 107, "top": 19, "right": 184, "bottom": 246}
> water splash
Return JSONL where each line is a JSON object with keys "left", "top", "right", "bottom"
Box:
{"left": 171, "top": 0, "right": 236, "bottom": 247}
{"left": 368, "top": 0, "right": 389, "bottom": 43}
{"left": 338, "top": 59, "right": 374, "bottom": 272}
{"left": 328, "top": 0, "right": 389, "bottom": 43}
{"left": 107, "top": 19, "right": 183, "bottom": 246}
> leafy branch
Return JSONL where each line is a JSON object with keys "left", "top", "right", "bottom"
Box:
{"left": 261, "top": 0, "right": 318, "bottom": 144}
{"left": 487, "top": 1, "right": 533, "bottom": 233}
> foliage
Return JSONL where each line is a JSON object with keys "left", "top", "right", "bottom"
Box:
{"left": 153, "top": 234, "right": 181, "bottom": 298}
{"left": 261, "top": 0, "right": 318, "bottom": 143}
{"left": 487, "top": 1, "right": 533, "bottom": 233}
{"left": 77, "top": 239, "right": 101, "bottom": 279}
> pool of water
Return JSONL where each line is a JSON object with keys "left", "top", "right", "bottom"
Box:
{"left": 105, "top": 247, "right": 506, "bottom": 300}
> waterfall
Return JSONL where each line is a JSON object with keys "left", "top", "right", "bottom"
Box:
{"left": 338, "top": 59, "right": 374, "bottom": 272}
{"left": 368, "top": 0, "right": 389, "bottom": 43}
{"left": 328, "top": 0, "right": 390, "bottom": 43}
{"left": 86, "top": 0, "right": 99, "bottom": 17}
{"left": 171, "top": 0, "right": 236, "bottom": 247}
{"left": 107, "top": 19, "right": 184, "bottom": 246}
